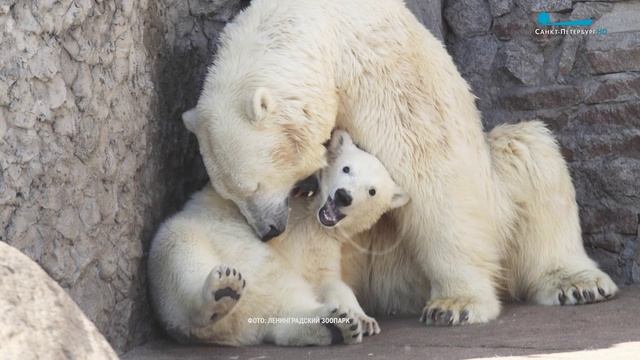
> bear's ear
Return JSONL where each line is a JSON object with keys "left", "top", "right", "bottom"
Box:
{"left": 390, "top": 185, "right": 410, "bottom": 209}
{"left": 182, "top": 108, "right": 198, "bottom": 133}
{"left": 247, "top": 87, "right": 275, "bottom": 122}
{"left": 327, "top": 129, "right": 353, "bottom": 158}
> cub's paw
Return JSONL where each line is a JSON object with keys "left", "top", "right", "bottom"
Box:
{"left": 534, "top": 268, "right": 618, "bottom": 306}
{"left": 203, "top": 265, "right": 246, "bottom": 321}
{"left": 322, "top": 307, "right": 362, "bottom": 345}
{"left": 420, "top": 296, "right": 499, "bottom": 326}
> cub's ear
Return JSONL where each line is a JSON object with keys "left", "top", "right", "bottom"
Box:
{"left": 182, "top": 108, "right": 198, "bottom": 133}
{"left": 327, "top": 129, "right": 353, "bottom": 159}
{"left": 247, "top": 87, "right": 275, "bottom": 122}
{"left": 390, "top": 185, "right": 410, "bottom": 209}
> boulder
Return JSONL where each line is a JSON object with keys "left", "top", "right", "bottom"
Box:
{"left": 0, "top": 241, "right": 117, "bottom": 359}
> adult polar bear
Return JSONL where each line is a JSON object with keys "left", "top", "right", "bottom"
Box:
{"left": 184, "top": 0, "right": 617, "bottom": 325}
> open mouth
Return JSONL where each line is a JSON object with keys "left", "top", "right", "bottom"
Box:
{"left": 318, "top": 196, "right": 346, "bottom": 227}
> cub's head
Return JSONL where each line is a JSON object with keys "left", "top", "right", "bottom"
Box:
{"left": 317, "top": 130, "right": 409, "bottom": 235}
{"left": 183, "top": 87, "right": 332, "bottom": 241}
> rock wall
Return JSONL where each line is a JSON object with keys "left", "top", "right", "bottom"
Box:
{"left": 445, "top": 0, "right": 640, "bottom": 284}
{"left": 0, "top": 0, "right": 246, "bottom": 353}
{"left": 1, "top": 0, "right": 637, "bottom": 354}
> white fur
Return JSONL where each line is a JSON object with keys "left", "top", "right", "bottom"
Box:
{"left": 148, "top": 131, "right": 406, "bottom": 345}
{"left": 187, "top": 0, "right": 618, "bottom": 325}
{"left": 342, "top": 122, "right": 618, "bottom": 322}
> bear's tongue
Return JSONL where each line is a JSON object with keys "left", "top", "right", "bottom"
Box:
{"left": 318, "top": 196, "right": 345, "bottom": 227}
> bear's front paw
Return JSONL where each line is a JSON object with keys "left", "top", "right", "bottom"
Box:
{"left": 202, "top": 265, "right": 246, "bottom": 322}
{"left": 534, "top": 268, "right": 618, "bottom": 306}
{"left": 355, "top": 312, "right": 380, "bottom": 336}
{"left": 420, "top": 296, "right": 499, "bottom": 326}
{"left": 322, "top": 307, "right": 363, "bottom": 345}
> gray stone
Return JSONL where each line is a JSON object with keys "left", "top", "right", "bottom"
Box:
{"left": 451, "top": 35, "right": 499, "bottom": 76}
{"left": 0, "top": 110, "right": 6, "bottom": 140}
{"left": 581, "top": 74, "right": 640, "bottom": 104}
{"left": 0, "top": 241, "right": 118, "bottom": 359}
{"left": 576, "top": 102, "right": 640, "bottom": 129}
{"left": 571, "top": 2, "right": 614, "bottom": 21}
{"left": 492, "top": 9, "right": 533, "bottom": 40}
{"left": 444, "top": 0, "right": 492, "bottom": 37}
{"left": 573, "top": 157, "right": 640, "bottom": 209}
{"left": 489, "top": 0, "right": 513, "bottom": 17}
{"left": 593, "top": 1, "right": 640, "bottom": 34}
{"left": 556, "top": 35, "right": 583, "bottom": 80}
{"left": 555, "top": 1, "right": 615, "bottom": 80}
{"left": 568, "top": 131, "right": 640, "bottom": 162}
{"left": 499, "top": 85, "right": 580, "bottom": 110}
{"left": 581, "top": 206, "right": 638, "bottom": 235}
{"left": 500, "top": 41, "right": 544, "bottom": 85}
{"left": 586, "top": 32, "right": 640, "bottom": 74}
{"left": 516, "top": 0, "right": 572, "bottom": 12}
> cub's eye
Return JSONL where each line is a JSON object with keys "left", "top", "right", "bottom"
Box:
{"left": 369, "top": 188, "right": 376, "bottom": 196}
{"left": 342, "top": 166, "right": 350, "bottom": 174}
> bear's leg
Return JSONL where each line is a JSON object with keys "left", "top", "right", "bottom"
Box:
{"left": 505, "top": 157, "right": 618, "bottom": 305}
{"left": 318, "top": 279, "right": 381, "bottom": 336}
{"left": 488, "top": 121, "right": 618, "bottom": 306}
{"left": 405, "top": 194, "right": 503, "bottom": 326}
{"left": 507, "top": 183, "right": 618, "bottom": 305}
{"left": 260, "top": 280, "right": 363, "bottom": 346}
{"left": 191, "top": 265, "right": 246, "bottom": 326}
{"left": 267, "top": 304, "right": 363, "bottom": 346}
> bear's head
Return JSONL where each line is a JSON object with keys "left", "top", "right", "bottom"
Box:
{"left": 183, "top": 87, "right": 332, "bottom": 241}
{"left": 317, "top": 130, "right": 409, "bottom": 236}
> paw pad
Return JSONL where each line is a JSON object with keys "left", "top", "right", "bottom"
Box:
{"left": 203, "top": 265, "right": 245, "bottom": 322}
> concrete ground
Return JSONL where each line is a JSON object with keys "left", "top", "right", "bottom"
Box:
{"left": 124, "top": 287, "right": 640, "bottom": 360}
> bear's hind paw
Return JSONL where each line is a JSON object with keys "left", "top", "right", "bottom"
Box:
{"left": 203, "top": 265, "right": 246, "bottom": 322}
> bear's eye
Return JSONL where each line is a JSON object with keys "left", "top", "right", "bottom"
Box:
{"left": 342, "top": 166, "right": 350, "bottom": 174}
{"left": 369, "top": 188, "right": 376, "bottom": 196}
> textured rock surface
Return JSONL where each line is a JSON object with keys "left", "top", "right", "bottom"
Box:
{"left": 0, "top": 241, "right": 118, "bottom": 359}
{"left": 446, "top": 0, "right": 640, "bottom": 285}
{"left": 1, "top": 0, "right": 638, "bottom": 354}
{"left": 0, "top": 0, "right": 238, "bottom": 353}
{"left": 444, "top": 0, "right": 492, "bottom": 37}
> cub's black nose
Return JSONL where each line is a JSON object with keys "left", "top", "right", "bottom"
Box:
{"left": 334, "top": 188, "right": 352, "bottom": 207}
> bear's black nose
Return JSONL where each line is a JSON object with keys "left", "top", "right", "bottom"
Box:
{"left": 334, "top": 188, "right": 352, "bottom": 207}
{"left": 261, "top": 224, "right": 283, "bottom": 242}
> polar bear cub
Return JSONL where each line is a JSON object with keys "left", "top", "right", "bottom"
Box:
{"left": 148, "top": 130, "right": 409, "bottom": 346}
